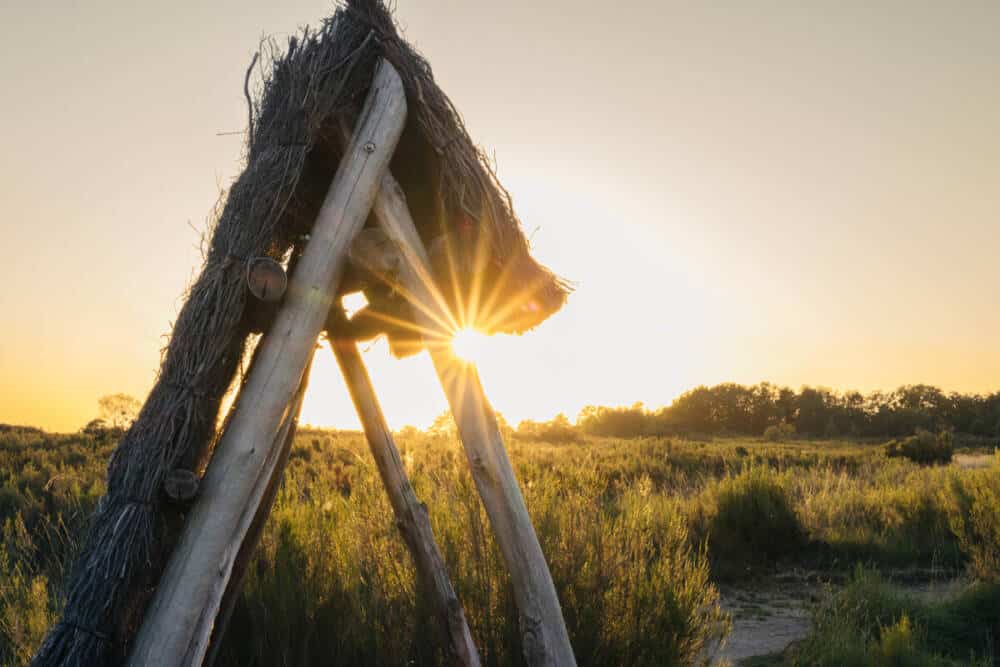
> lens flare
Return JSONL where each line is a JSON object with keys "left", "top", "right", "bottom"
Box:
{"left": 451, "top": 327, "right": 491, "bottom": 363}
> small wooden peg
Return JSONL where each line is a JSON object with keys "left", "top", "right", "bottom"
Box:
{"left": 246, "top": 257, "right": 288, "bottom": 303}
{"left": 163, "top": 469, "right": 200, "bottom": 504}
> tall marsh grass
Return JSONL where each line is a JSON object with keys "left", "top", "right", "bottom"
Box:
{"left": 2, "top": 427, "right": 999, "bottom": 665}
{"left": 217, "top": 440, "right": 729, "bottom": 666}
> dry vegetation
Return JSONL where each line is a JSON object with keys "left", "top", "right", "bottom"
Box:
{"left": 1, "top": 416, "right": 998, "bottom": 665}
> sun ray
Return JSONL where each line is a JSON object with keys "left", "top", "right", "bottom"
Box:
{"left": 359, "top": 260, "right": 460, "bottom": 337}
{"left": 351, "top": 306, "right": 449, "bottom": 342}
{"left": 462, "top": 211, "right": 495, "bottom": 330}
{"left": 475, "top": 252, "right": 522, "bottom": 332}
{"left": 437, "top": 208, "right": 469, "bottom": 332}
{"left": 477, "top": 274, "right": 548, "bottom": 334}
{"left": 391, "top": 235, "right": 463, "bottom": 332}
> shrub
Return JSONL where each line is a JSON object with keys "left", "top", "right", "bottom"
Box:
{"left": 576, "top": 403, "right": 661, "bottom": 438}
{"left": 763, "top": 423, "right": 795, "bottom": 442}
{"left": 886, "top": 429, "right": 954, "bottom": 465}
{"left": 701, "top": 466, "right": 804, "bottom": 574}
{"left": 515, "top": 414, "right": 579, "bottom": 443}
{"left": 944, "top": 469, "right": 1000, "bottom": 582}
{"left": 0, "top": 563, "right": 54, "bottom": 666}
{"left": 791, "top": 567, "right": 997, "bottom": 666}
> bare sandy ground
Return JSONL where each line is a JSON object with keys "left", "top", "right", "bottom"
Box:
{"left": 713, "top": 582, "right": 815, "bottom": 664}
{"left": 954, "top": 453, "right": 995, "bottom": 469}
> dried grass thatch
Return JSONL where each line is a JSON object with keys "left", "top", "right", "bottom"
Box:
{"left": 34, "top": 1, "right": 567, "bottom": 665}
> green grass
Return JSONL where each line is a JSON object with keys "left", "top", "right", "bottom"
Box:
{"left": 787, "top": 567, "right": 999, "bottom": 666}
{"left": 1, "top": 427, "right": 998, "bottom": 665}
{"left": 218, "top": 438, "right": 729, "bottom": 666}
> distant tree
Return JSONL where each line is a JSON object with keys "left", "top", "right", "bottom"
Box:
{"left": 795, "top": 387, "right": 830, "bottom": 435}
{"left": 776, "top": 387, "right": 798, "bottom": 425}
{"left": 428, "top": 411, "right": 457, "bottom": 440}
{"left": 748, "top": 383, "right": 781, "bottom": 434}
{"left": 394, "top": 425, "right": 422, "bottom": 441}
{"left": 97, "top": 394, "right": 142, "bottom": 430}
{"left": 516, "top": 413, "right": 578, "bottom": 443}
{"left": 494, "top": 412, "right": 515, "bottom": 441}
{"left": 842, "top": 391, "right": 867, "bottom": 436}
{"left": 578, "top": 402, "right": 654, "bottom": 438}
{"left": 418, "top": 383, "right": 1000, "bottom": 442}
{"left": 885, "top": 429, "right": 954, "bottom": 465}
{"left": 763, "top": 422, "right": 795, "bottom": 442}
{"left": 427, "top": 410, "right": 511, "bottom": 440}
{"left": 666, "top": 387, "right": 715, "bottom": 434}
{"left": 81, "top": 419, "right": 110, "bottom": 438}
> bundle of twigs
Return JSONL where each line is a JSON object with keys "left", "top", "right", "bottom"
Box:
{"left": 34, "top": 2, "right": 567, "bottom": 664}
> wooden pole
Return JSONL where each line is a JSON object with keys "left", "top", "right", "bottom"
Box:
{"left": 127, "top": 60, "right": 407, "bottom": 667}
{"left": 327, "top": 322, "right": 481, "bottom": 667}
{"left": 202, "top": 355, "right": 312, "bottom": 667}
{"left": 366, "top": 172, "right": 577, "bottom": 666}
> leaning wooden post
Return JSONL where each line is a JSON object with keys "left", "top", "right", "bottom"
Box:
{"left": 127, "top": 60, "right": 407, "bottom": 667}
{"left": 367, "top": 173, "right": 577, "bottom": 666}
{"left": 202, "top": 356, "right": 312, "bottom": 667}
{"left": 326, "top": 318, "right": 481, "bottom": 667}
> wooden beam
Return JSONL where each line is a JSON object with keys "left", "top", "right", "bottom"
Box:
{"left": 202, "top": 355, "right": 312, "bottom": 667}
{"left": 327, "top": 322, "right": 481, "bottom": 667}
{"left": 366, "top": 172, "right": 577, "bottom": 666}
{"left": 127, "top": 60, "right": 407, "bottom": 667}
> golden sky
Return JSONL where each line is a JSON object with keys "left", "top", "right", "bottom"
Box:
{"left": 1, "top": 1, "right": 998, "bottom": 432}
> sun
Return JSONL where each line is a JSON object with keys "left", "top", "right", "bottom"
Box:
{"left": 451, "top": 327, "right": 491, "bottom": 363}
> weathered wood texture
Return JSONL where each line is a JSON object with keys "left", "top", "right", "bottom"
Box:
{"left": 367, "top": 172, "right": 577, "bottom": 667}
{"left": 203, "top": 359, "right": 312, "bottom": 667}
{"left": 127, "top": 60, "right": 407, "bottom": 667}
{"left": 349, "top": 227, "right": 402, "bottom": 280}
{"left": 328, "top": 329, "right": 481, "bottom": 667}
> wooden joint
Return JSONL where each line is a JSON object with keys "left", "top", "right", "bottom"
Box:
{"left": 163, "top": 469, "right": 199, "bottom": 504}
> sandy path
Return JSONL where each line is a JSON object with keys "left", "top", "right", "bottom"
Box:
{"left": 714, "top": 583, "right": 814, "bottom": 664}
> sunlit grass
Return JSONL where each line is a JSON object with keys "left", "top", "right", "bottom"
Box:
{"left": 3, "top": 427, "right": 1000, "bottom": 665}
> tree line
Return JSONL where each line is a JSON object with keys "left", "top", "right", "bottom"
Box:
{"left": 67, "top": 386, "right": 1000, "bottom": 444}
{"left": 567, "top": 383, "right": 1000, "bottom": 440}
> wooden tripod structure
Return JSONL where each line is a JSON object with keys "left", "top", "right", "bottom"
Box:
{"left": 128, "top": 61, "right": 576, "bottom": 667}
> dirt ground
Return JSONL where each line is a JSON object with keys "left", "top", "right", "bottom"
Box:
{"left": 713, "top": 580, "right": 815, "bottom": 665}
{"left": 954, "top": 453, "right": 995, "bottom": 469}
{"left": 709, "top": 573, "right": 969, "bottom": 666}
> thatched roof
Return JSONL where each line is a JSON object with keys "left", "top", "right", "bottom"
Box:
{"left": 284, "top": 1, "right": 571, "bottom": 347}
{"left": 34, "top": 2, "right": 567, "bottom": 665}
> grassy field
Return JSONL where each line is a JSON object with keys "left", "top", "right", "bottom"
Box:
{"left": 1, "top": 424, "right": 998, "bottom": 665}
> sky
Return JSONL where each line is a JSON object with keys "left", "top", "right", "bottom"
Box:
{"left": 1, "top": 1, "right": 998, "bottom": 432}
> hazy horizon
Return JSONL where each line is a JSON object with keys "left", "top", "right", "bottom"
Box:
{"left": 2, "top": 0, "right": 998, "bottom": 432}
